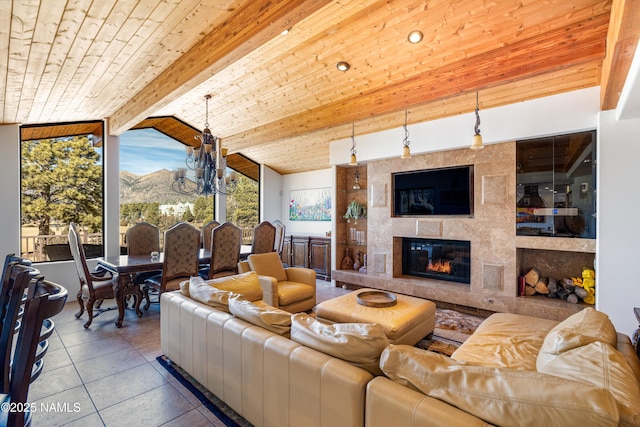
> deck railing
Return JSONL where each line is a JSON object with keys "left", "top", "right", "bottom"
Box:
{"left": 22, "top": 227, "right": 255, "bottom": 262}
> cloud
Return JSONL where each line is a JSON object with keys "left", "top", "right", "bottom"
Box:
{"left": 120, "top": 129, "right": 188, "bottom": 175}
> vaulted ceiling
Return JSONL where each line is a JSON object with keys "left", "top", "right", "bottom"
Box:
{"left": 2, "top": 0, "right": 639, "bottom": 174}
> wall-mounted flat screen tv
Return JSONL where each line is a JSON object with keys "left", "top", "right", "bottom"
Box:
{"left": 392, "top": 165, "right": 474, "bottom": 217}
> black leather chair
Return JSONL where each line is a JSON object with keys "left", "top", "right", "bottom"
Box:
{"left": 0, "top": 261, "right": 67, "bottom": 427}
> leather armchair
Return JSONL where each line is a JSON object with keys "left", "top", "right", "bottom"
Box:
{"left": 246, "top": 252, "right": 316, "bottom": 313}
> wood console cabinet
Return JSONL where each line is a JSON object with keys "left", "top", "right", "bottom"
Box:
{"left": 309, "top": 237, "right": 331, "bottom": 281}
{"left": 280, "top": 235, "right": 331, "bottom": 280}
{"left": 291, "top": 236, "right": 310, "bottom": 268}
{"left": 280, "top": 238, "right": 292, "bottom": 267}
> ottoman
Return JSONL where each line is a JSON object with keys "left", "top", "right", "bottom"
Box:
{"left": 315, "top": 288, "right": 436, "bottom": 345}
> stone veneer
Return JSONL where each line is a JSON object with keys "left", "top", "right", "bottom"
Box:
{"left": 333, "top": 141, "right": 595, "bottom": 321}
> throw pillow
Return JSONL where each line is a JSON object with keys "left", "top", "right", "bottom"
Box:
{"left": 537, "top": 307, "right": 617, "bottom": 370}
{"left": 380, "top": 344, "right": 619, "bottom": 427}
{"left": 228, "top": 294, "right": 292, "bottom": 336}
{"left": 539, "top": 341, "right": 640, "bottom": 427}
{"left": 290, "top": 313, "right": 389, "bottom": 375}
{"left": 187, "top": 276, "right": 238, "bottom": 312}
{"left": 204, "top": 271, "right": 263, "bottom": 302}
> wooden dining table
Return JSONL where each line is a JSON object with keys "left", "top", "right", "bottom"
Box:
{"left": 97, "top": 249, "right": 210, "bottom": 327}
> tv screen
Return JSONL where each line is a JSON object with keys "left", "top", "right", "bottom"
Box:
{"left": 392, "top": 166, "right": 473, "bottom": 217}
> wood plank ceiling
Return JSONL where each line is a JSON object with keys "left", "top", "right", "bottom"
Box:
{"left": 2, "top": 0, "right": 639, "bottom": 175}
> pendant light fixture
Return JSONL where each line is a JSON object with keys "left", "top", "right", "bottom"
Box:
{"left": 401, "top": 109, "right": 411, "bottom": 159}
{"left": 471, "top": 91, "right": 484, "bottom": 150}
{"left": 353, "top": 170, "right": 361, "bottom": 190}
{"left": 349, "top": 123, "right": 358, "bottom": 165}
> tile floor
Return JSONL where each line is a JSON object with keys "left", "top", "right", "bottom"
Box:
{"left": 28, "top": 279, "right": 350, "bottom": 427}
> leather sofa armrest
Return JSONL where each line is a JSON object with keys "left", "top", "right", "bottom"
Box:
{"left": 285, "top": 267, "right": 316, "bottom": 287}
{"left": 257, "top": 275, "right": 278, "bottom": 307}
{"left": 237, "top": 260, "right": 251, "bottom": 273}
{"left": 366, "top": 377, "right": 489, "bottom": 427}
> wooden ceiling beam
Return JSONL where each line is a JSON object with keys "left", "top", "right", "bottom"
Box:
{"left": 108, "top": 0, "right": 333, "bottom": 136}
{"left": 225, "top": 14, "right": 609, "bottom": 150}
{"left": 600, "top": 0, "right": 640, "bottom": 110}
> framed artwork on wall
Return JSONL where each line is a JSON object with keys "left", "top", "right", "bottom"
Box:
{"left": 289, "top": 188, "right": 332, "bottom": 221}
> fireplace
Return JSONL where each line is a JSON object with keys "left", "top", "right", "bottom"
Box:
{"left": 402, "top": 238, "right": 471, "bottom": 284}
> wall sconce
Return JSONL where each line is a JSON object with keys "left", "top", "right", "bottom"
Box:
{"left": 353, "top": 170, "right": 361, "bottom": 190}
{"left": 401, "top": 109, "right": 411, "bottom": 159}
{"left": 471, "top": 91, "right": 484, "bottom": 150}
{"left": 349, "top": 123, "right": 358, "bottom": 165}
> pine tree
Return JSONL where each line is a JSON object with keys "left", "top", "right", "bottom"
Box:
{"left": 227, "top": 174, "right": 259, "bottom": 227}
{"left": 21, "top": 136, "right": 103, "bottom": 235}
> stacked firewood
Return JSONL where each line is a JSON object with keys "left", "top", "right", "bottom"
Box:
{"left": 522, "top": 267, "right": 596, "bottom": 304}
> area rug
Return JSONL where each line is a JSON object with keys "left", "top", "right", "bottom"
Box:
{"left": 435, "top": 308, "right": 484, "bottom": 334}
{"left": 415, "top": 334, "right": 463, "bottom": 356}
{"left": 156, "top": 355, "right": 252, "bottom": 427}
{"left": 415, "top": 308, "right": 486, "bottom": 356}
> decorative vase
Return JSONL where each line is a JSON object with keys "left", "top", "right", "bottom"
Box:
{"left": 353, "top": 250, "right": 362, "bottom": 271}
{"left": 359, "top": 254, "right": 367, "bottom": 273}
{"left": 341, "top": 248, "right": 353, "bottom": 270}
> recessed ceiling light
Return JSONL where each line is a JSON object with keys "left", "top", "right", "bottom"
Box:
{"left": 407, "top": 30, "right": 423, "bottom": 44}
{"left": 336, "top": 61, "right": 350, "bottom": 72}
{"left": 281, "top": 28, "right": 290, "bottom": 35}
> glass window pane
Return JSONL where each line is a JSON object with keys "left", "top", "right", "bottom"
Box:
{"left": 516, "top": 130, "right": 596, "bottom": 238}
{"left": 20, "top": 122, "right": 105, "bottom": 262}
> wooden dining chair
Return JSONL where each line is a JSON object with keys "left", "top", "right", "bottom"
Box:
{"left": 272, "top": 220, "right": 286, "bottom": 256}
{"left": 143, "top": 222, "right": 201, "bottom": 310}
{"left": 69, "top": 223, "right": 118, "bottom": 328}
{"left": 200, "top": 222, "right": 242, "bottom": 279}
{"left": 201, "top": 220, "right": 220, "bottom": 252}
{"left": 250, "top": 221, "right": 277, "bottom": 255}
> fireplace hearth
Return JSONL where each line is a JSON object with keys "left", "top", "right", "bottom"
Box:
{"left": 402, "top": 238, "right": 471, "bottom": 284}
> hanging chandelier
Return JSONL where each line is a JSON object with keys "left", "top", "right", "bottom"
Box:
{"left": 172, "top": 95, "right": 238, "bottom": 196}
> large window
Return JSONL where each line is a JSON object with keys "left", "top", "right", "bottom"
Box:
{"left": 119, "top": 127, "right": 259, "bottom": 251}
{"left": 20, "top": 121, "right": 105, "bottom": 262}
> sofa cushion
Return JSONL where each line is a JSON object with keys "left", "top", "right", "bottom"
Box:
{"left": 381, "top": 344, "right": 620, "bottom": 427}
{"left": 277, "top": 281, "right": 315, "bottom": 306}
{"left": 290, "top": 313, "right": 389, "bottom": 375}
{"left": 539, "top": 341, "right": 640, "bottom": 427}
{"left": 228, "top": 294, "right": 292, "bottom": 336}
{"left": 248, "top": 252, "right": 288, "bottom": 282}
{"left": 183, "top": 276, "right": 239, "bottom": 312}
{"left": 537, "top": 307, "right": 618, "bottom": 370}
{"left": 202, "top": 271, "right": 263, "bottom": 302}
{"left": 451, "top": 312, "right": 557, "bottom": 370}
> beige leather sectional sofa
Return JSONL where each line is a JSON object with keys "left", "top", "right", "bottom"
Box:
{"left": 161, "top": 272, "right": 640, "bottom": 427}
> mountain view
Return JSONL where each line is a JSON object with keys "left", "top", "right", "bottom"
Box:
{"left": 119, "top": 169, "right": 198, "bottom": 205}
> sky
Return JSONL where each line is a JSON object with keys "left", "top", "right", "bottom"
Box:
{"left": 119, "top": 128, "right": 189, "bottom": 175}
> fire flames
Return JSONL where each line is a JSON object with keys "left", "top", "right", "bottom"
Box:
{"left": 427, "top": 259, "right": 452, "bottom": 274}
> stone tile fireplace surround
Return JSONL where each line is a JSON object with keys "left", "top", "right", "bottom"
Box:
{"left": 333, "top": 141, "right": 595, "bottom": 321}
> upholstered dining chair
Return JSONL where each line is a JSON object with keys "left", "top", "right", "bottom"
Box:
{"left": 126, "top": 222, "right": 161, "bottom": 285}
{"left": 143, "top": 222, "right": 200, "bottom": 310}
{"left": 250, "top": 221, "right": 276, "bottom": 255}
{"left": 201, "top": 220, "right": 220, "bottom": 252}
{"left": 69, "top": 223, "right": 118, "bottom": 328}
{"left": 200, "top": 222, "right": 242, "bottom": 279}
{"left": 246, "top": 252, "right": 316, "bottom": 313}
{"left": 127, "top": 222, "right": 160, "bottom": 255}
{"left": 272, "top": 219, "right": 286, "bottom": 256}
